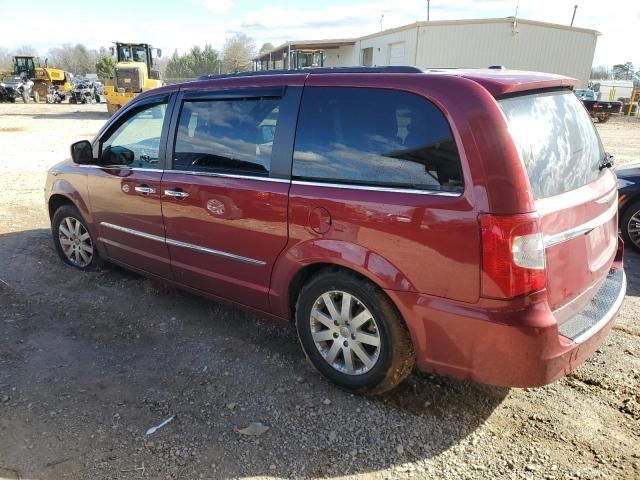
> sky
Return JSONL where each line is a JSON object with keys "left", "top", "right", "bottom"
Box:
{"left": 2, "top": 0, "right": 638, "bottom": 68}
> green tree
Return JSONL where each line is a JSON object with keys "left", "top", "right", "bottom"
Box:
{"left": 96, "top": 55, "right": 117, "bottom": 82}
{"left": 612, "top": 62, "right": 634, "bottom": 80}
{"left": 221, "top": 33, "right": 256, "bottom": 73}
{"left": 165, "top": 44, "right": 221, "bottom": 79}
{"left": 259, "top": 42, "right": 275, "bottom": 55}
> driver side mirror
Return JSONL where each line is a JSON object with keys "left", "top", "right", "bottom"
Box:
{"left": 70, "top": 140, "right": 94, "bottom": 164}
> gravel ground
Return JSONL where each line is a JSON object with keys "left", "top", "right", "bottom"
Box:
{"left": 0, "top": 103, "right": 638, "bottom": 480}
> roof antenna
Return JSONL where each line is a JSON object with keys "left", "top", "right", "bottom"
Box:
{"left": 570, "top": 4, "right": 578, "bottom": 26}
{"left": 380, "top": 13, "right": 384, "bottom": 31}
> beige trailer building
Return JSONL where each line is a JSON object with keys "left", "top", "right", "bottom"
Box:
{"left": 253, "top": 18, "right": 599, "bottom": 86}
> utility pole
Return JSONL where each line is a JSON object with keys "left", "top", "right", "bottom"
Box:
{"left": 427, "top": 0, "right": 430, "bottom": 21}
{"left": 380, "top": 14, "right": 384, "bottom": 31}
{"left": 570, "top": 4, "right": 578, "bottom": 26}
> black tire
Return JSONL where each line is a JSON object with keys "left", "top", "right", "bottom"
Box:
{"left": 70, "top": 97, "right": 77, "bottom": 104}
{"left": 95, "top": 94, "right": 100, "bottom": 103}
{"left": 51, "top": 204, "right": 103, "bottom": 271}
{"left": 598, "top": 114, "right": 610, "bottom": 123}
{"left": 621, "top": 199, "right": 640, "bottom": 253}
{"left": 295, "top": 270, "right": 414, "bottom": 395}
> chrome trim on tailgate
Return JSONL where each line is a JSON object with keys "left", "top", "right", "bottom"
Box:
{"left": 100, "top": 222, "right": 266, "bottom": 266}
{"left": 543, "top": 201, "right": 618, "bottom": 248}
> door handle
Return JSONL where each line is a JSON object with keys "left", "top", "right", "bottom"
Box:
{"left": 164, "top": 189, "right": 189, "bottom": 199}
{"left": 134, "top": 185, "right": 156, "bottom": 195}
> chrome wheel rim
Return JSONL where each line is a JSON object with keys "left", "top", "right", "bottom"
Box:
{"left": 58, "top": 217, "right": 93, "bottom": 267}
{"left": 628, "top": 209, "right": 640, "bottom": 249}
{"left": 310, "top": 290, "right": 381, "bottom": 376}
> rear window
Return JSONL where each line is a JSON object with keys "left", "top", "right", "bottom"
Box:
{"left": 499, "top": 90, "right": 604, "bottom": 199}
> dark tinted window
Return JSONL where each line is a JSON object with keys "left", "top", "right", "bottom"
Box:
{"left": 499, "top": 90, "right": 604, "bottom": 199}
{"left": 292, "top": 87, "right": 463, "bottom": 192}
{"left": 173, "top": 98, "right": 281, "bottom": 176}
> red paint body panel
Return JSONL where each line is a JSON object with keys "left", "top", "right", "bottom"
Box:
{"left": 160, "top": 172, "right": 289, "bottom": 311}
{"left": 88, "top": 167, "right": 171, "bottom": 277}
{"left": 46, "top": 68, "right": 625, "bottom": 389}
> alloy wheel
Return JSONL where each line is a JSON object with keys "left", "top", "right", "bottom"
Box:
{"left": 58, "top": 217, "right": 94, "bottom": 268}
{"left": 309, "top": 290, "right": 381, "bottom": 376}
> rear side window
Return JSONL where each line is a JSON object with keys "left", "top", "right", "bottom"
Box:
{"left": 292, "top": 87, "right": 463, "bottom": 192}
{"left": 173, "top": 98, "right": 281, "bottom": 176}
{"left": 499, "top": 90, "right": 604, "bottom": 199}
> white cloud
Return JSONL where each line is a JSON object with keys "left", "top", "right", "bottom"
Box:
{"left": 198, "top": 0, "right": 234, "bottom": 14}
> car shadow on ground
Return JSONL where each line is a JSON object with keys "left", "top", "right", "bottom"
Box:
{"left": 0, "top": 228, "right": 508, "bottom": 479}
{"left": 1, "top": 109, "right": 109, "bottom": 121}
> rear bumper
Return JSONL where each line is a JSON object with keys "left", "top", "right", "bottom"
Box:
{"left": 388, "top": 244, "right": 626, "bottom": 388}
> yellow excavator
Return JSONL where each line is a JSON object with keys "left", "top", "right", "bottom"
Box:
{"left": 0, "top": 56, "right": 72, "bottom": 102}
{"left": 103, "top": 42, "right": 164, "bottom": 115}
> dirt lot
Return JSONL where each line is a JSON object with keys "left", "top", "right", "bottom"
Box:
{"left": 0, "top": 103, "right": 639, "bottom": 480}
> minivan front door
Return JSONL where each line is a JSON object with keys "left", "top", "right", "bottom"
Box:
{"left": 160, "top": 86, "right": 300, "bottom": 312}
{"left": 89, "top": 97, "right": 173, "bottom": 278}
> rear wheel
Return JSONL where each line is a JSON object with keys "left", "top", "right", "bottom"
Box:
{"left": 621, "top": 199, "right": 640, "bottom": 253}
{"left": 295, "top": 270, "right": 414, "bottom": 395}
{"left": 52, "top": 205, "right": 102, "bottom": 270}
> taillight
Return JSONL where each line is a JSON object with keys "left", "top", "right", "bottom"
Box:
{"left": 480, "top": 214, "right": 546, "bottom": 299}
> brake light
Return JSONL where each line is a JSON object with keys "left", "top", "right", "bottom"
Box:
{"left": 480, "top": 214, "right": 546, "bottom": 299}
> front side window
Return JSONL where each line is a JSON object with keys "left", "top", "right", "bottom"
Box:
{"left": 173, "top": 98, "right": 281, "bottom": 176}
{"left": 292, "top": 87, "right": 463, "bottom": 192}
{"left": 100, "top": 102, "right": 166, "bottom": 168}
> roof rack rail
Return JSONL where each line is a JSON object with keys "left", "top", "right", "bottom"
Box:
{"left": 197, "top": 66, "right": 424, "bottom": 81}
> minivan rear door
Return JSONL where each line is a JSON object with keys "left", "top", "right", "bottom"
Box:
{"left": 499, "top": 90, "right": 619, "bottom": 319}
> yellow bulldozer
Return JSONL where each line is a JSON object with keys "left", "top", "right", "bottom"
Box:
{"left": 103, "top": 42, "right": 164, "bottom": 115}
{"left": 0, "top": 56, "right": 72, "bottom": 102}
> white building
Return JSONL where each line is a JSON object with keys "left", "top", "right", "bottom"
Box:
{"left": 253, "top": 18, "right": 600, "bottom": 86}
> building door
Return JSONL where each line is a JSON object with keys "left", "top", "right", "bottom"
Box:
{"left": 361, "top": 47, "right": 373, "bottom": 66}
{"left": 388, "top": 42, "right": 405, "bottom": 65}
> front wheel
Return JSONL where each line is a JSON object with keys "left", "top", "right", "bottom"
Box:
{"left": 295, "top": 271, "right": 414, "bottom": 395}
{"left": 621, "top": 199, "right": 640, "bottom": 253}
{"left": 51, "top": 205, "right": 102, "bottom": 270}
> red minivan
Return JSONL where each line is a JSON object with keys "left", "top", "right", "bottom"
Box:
{"left": 46, "top": 67, "right": 626, "bottom": 394}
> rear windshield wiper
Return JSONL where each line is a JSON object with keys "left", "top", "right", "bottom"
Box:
{"left": 599, "top": 153, "right": 615, "bottom": 170}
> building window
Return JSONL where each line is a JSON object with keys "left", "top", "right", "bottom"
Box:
{"left": 361, "top": 47, "right": 373, "bottom": 67}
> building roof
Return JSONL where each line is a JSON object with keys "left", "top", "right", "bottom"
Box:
{"left": 253, "top": 38, "right": 356, "bottom": 61}
{"left": 357, "top": 17, "right": 600, "bottom": 41}
{"left": 254, "top": 17, "right": 601, "bottom": 62}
